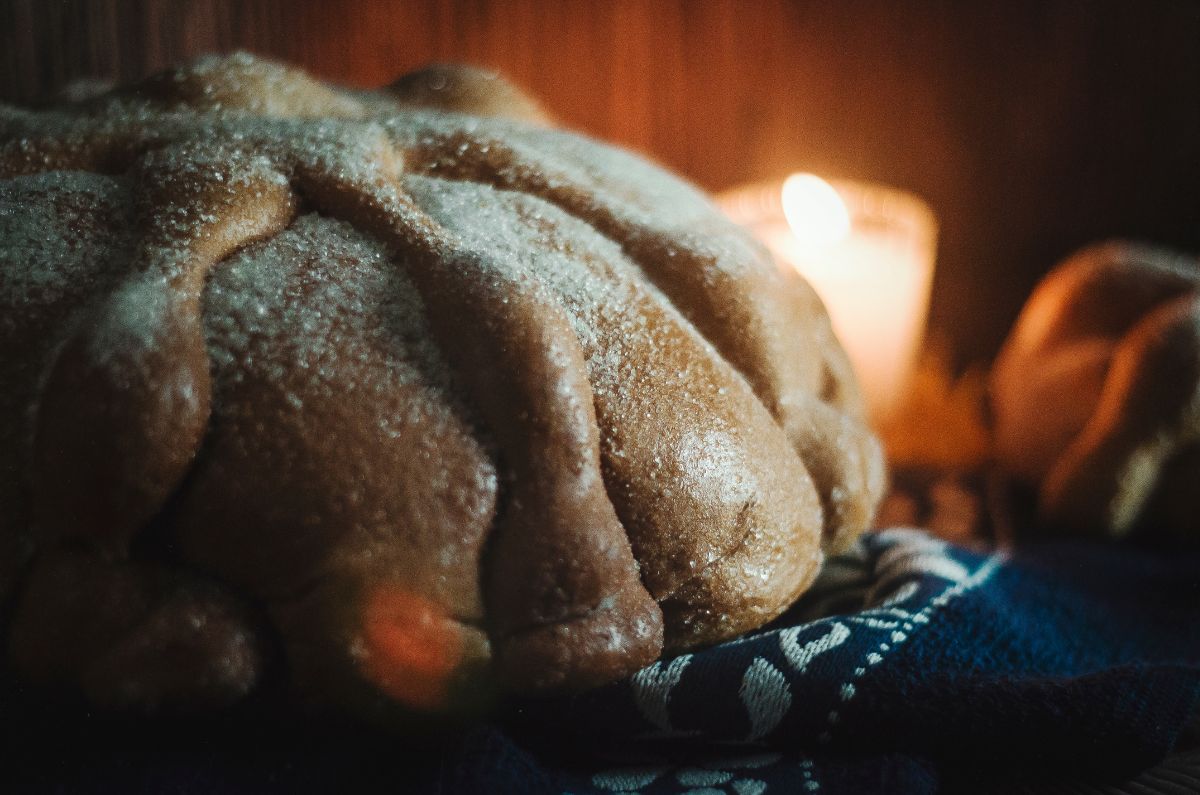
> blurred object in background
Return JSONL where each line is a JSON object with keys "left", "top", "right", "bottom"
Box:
{"left": 874, "top": 337, "right": 994, "bottom": 544}
{"left": 881, "top": 336, "right": 991, "bottom": 473}
{"left": 991, "top": 240, "right": 1200, "bottom": 541}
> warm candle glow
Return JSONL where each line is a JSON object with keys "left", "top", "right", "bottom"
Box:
{"left": 780, "top": 173, "right": 851, "bottom": 252}
{"left": 719, "top": 175, "right": 937, "bottom": 423}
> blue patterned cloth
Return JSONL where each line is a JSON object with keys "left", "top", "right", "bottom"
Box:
{"left": 6, "top": 529, "right": 1200, "bottom": 794}
{"left": 487, "top": 529, "right": 1200, "bottom": 794}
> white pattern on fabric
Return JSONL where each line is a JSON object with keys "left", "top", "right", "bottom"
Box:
{"left": 740, "top": 657, "right": 792, "bottom": 741}
{"left": 579, "top": 529, "right": 1004, "bottom": 794}
{"left": 632, "top": 654, "right": 693, "bottom": 734}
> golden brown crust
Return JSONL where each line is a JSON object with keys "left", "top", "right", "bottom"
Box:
{"left": 388, "top": 64, "right": 551, "bottom": 123}
{"left": 32, "top": 144, "right": 297, "bottom": 552}
{"left": 0, "top": 53, "right": 882, "bottom": 714}
{"left": 9, "top": 546, "right": 262, "bottom": 712}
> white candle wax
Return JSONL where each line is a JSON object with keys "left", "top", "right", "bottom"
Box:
{"left": 720, "top": 175, "right": 937, "bottom": 423}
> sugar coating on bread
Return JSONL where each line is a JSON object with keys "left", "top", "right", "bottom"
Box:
{"left": 0, "top": 53, "right": 883, "bottom": 714}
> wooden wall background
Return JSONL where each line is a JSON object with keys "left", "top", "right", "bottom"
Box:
{"left": 3, "top": 0, "right": 1198, "bottom": 367}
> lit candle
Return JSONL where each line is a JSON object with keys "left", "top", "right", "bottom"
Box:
{"left": 719, "top": 174, "right": 937, "bottom": 423}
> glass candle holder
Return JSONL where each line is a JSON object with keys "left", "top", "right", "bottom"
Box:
{"left": 718, "top": 174, "right": 938, "bottom": 423}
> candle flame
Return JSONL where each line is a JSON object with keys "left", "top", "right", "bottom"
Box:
{"left": 781, "top": 173, "right": 851, "bottom": 252}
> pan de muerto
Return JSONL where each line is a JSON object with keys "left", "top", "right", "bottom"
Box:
{"left": 0, "top": 54, "right": 883, "bottom": 715}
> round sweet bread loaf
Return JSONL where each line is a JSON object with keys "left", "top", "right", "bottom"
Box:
{"left": 991, "top": 240, "right": 1200, "bottom": 538}
{"left": 0, "top": 53, "right": 884, "bottom": 715}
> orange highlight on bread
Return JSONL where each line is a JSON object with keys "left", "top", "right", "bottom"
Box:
{"left": 361, "top": 585, "right": 463, "bottom": 711}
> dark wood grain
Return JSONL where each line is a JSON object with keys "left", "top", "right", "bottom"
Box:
{"left": 3, "top": 0, "right": 1198, "bottom": 365}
